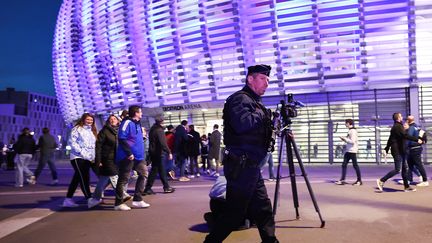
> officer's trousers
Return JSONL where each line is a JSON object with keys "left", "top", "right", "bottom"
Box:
{"left": 204, "top": 164, "right": 278, "bottom": 243}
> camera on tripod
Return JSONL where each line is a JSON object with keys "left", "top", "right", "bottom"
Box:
{"left": 272, "top": 93, "right": 305, "bottom": 131}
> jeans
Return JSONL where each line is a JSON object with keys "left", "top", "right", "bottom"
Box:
{"left": 163, "top": 152, "right": 175, "bottom": 173}
{"left": 407, "top": 147, "right": 427, "bottom": 182}
{"left": 115, "top": 158, "right": 148, "bottom": 206}
{"left": 34, "top": 153, "right": 58, "bottom": 180}
{"left": 201, "top": 155, "right": 208, "bottom": 171}
{"left": 189, "top": 155, "right": 199, "bottom": 175}
{"left": 146, "top": 154, "right": 169, "bottom": 190}
{"left": 15, "top": 154, "right": 34, "bottom": 186}
{"left": 381, "top": 151, "right": 410, "bottom": 188}
{"left": 260, "top": 152, "right": 275, "bottom": 179}
{"left": 176, "top": 154, "right": 187, "bottom": 177}
{"left": 93, "top": 175, "right": 129, "bottom": 200}
{"left": 340, "top": 152, "right": 361, "bottom": 181}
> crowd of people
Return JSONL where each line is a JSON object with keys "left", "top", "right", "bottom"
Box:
{"left": 5, "top": 105, "right": 225, "bottom": 211}
{"left": 2, "top": 64, "right": 431, "bottom": 242}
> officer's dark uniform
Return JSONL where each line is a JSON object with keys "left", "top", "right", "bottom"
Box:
{"left": 204, "top": 65, "right": 278, "bottom": 243}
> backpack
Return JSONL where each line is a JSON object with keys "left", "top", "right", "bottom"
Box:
{"left": 419, "top": 128, "right": 428, "bottom": 144}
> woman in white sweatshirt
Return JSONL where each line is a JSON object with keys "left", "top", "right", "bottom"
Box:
{"left": 63, "top": 113, "right": 97, "bottom": 207}
{"left": 335, "top": 119, "right": 362, "bottom": 186}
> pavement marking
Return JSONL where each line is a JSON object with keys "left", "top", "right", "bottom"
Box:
{"left": 0, "top": 199, "right": 63, "bottom": 239}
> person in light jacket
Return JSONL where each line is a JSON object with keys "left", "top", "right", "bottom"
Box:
{"left": 335, "top": 119, "right": 362, "bottom": 186}
{"left": 62, "top": 113, "right": 97, "bottom": 207}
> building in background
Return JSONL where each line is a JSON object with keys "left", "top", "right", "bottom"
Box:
{"left": 0, "top": 88, "right": 67, "bottom": 147}
{"left": 51, "top": 0, "right": 432, "bottom": 164}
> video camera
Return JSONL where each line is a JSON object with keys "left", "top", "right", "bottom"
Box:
{"left": 272, "top": 93, "right": 305, "bottom": 131}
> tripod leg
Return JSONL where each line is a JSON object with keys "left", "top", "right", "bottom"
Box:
{"left": 290, "top": 134, "right": 326, "bottom": 228}
{"left": 272, "top": 134, "right": 285, "bottom": 216}
{"left": 286, "top": 134, "right": 300, "bottom": 219}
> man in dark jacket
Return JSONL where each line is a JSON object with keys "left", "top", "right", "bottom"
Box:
{"left": 208, "top": 124, "right": 222, "bottom": 177}
{"left": 377, "top": 112, "right": 423, "bottom": 192}
{"left": 144, "top": 116, "right": 175, "bottom": 194}
{"left": 13, "top": 128, "right": 37, "bottom": 187}
{"left": 204, "top": 64, "right": 278, "bottom": 243}
{"left": 174, "top": 120, "right": 190, "bottom": 181}
{"left": 405, "top": 115, "right": 428, "bottom": 186}
{"left": 187, "top": 124, "right": 201, "bottom": 178}
{"left": 33, "top": 127, "right": 58, "bottom": 185}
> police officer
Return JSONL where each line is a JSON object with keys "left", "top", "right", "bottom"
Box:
{"left": 204, "top": 65, "right": 279, "bottom": 243}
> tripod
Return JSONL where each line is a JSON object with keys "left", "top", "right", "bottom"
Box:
{"left": 272, "top": 124, "right": 325, "bottom": 228}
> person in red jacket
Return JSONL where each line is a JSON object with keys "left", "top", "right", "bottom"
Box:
{"left": 165, "top": 125, "right": 176, "bottom": 179}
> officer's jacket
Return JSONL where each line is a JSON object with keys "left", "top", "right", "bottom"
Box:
{"left": 223, "top": 85, "right": 271, "bottom": 162}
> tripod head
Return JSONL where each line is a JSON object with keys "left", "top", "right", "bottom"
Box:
{"left": 272, "top": 94, "right": 305, "bottom": 134}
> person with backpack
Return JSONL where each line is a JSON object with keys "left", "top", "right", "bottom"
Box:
{"left": 376, "top": 113, "right": 423, "bottom": 192}
{"left": 406, "top": 115, "right": 428, "bottom": 187}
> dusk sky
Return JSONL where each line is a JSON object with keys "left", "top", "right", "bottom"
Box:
{"left": 0, "top": 0, "right": 63, "bottom": 97}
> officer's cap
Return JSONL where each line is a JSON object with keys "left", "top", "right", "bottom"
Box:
{"left": 247, "top": 64, "right": 271, "bottom": 77}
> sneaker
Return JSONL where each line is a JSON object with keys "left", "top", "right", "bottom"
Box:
{"left": 15, "top": 184, "right": 23, "bottom": 188}
{"left": 196, "top": 173, "right": 200, "bottom": 178}
{"left": 418, "top": 176, "right": 423, "bottom": 183}
{"left": 131, "top": 170, "right": 138, "bottom": 180}
{"left": 267, "top": 178, "right": 276, "bottom": 182}
{"left": 88, "top": 198, "right": 102, "bottom": 209}
{"left": 206, "top": 169, "right": 211, "bottom": 175}
{"left": 51, "top": 179, "right": 59, "bottom": 185}
{"left": 188, "top": 175, "right": 195, "bottom": 179}
{"left": 397, "top": 179, "right": 414, "bottom": 185}
{"left": 132, "top": 200, "right": 150, "bottom": 208}
{"left": 334, "top": 180, "right": 346, "bottom": 185}
{"left": 114, "top": 203, "right": 131, "bottom": 211}
{"left": 376, "top": 179, "right": 384, "bottom": 192}
{"left": 179, "top": 177, "right": 190, "bottom": 182}
{"left": 213, "top": 173, "right": 220, "bottom": 177}
{"left": 416, "top": 181, "right": 429, "bottom": 187}
{"left": 164, "top": 187, "right": 175, "bottom": 193}
{"left": 122, "top": 194, "right": 132, "bottom": 203}
{"left": 62, "top": 198, "right": 79, "bottom": 207}
{"left": 352, "top": 181, "right": 363, "bottom": 186}
{"left": 143, "top": 189, "right": 156, "bottom": 195}
{"left": 404, "top": 187, "right": 417, "bottom": 192}
{"left": 168, "top": 170, "right": 176, "bottom": 180}
{"left": 27, "top": 176, "right": 36, "bottom": 185}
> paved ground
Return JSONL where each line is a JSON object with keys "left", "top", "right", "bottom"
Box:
{"left": 0, "top": 160, "right": 431, "bottom": 243}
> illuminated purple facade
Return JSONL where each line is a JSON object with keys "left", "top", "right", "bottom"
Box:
{"left": 53, "top": 0, "right": 432, "bottom": 123}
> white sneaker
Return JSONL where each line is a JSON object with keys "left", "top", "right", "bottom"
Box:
{"left": 88, "top": 198, "right": 102, "bottom": 209}
{"left": 62, "top": 198, "right": 79, "bottom": 207}
{"left": 196, "top": 173, "right": 200, "bottom": 178}
{"left": 132, "top": 200, "right": 150, "bottom": 208}
{"left": 27, "top": 176, "right": 36, "bottom": 185}
{"left": 114, "top": 204, "right": 131, "bottom": 211}
{"left": 213, "top": 173, "right": 220, "bottom": 177}
{"left": 179, "top": 177, "right": 190, "bottom": 182}
{"left": 188, "top": 175, "right": 195, "bottom": 179}
{"left": 417, "top": 181, "right": 429, "bottom": 187}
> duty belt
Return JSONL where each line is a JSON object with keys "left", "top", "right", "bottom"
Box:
{"left": 224, "top": 149, "right": 260, "bottom": 168}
